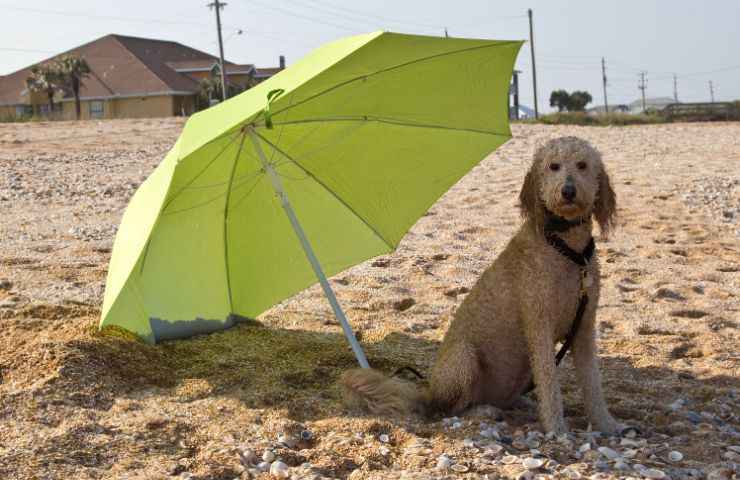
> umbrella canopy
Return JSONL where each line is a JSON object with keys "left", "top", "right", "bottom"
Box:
{"left": 100, "top": 31, "right": 522, "bottom": 350}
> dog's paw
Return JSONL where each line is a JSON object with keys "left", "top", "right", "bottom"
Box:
{"left": 543, "top": 418, "right": 569, "bottom": 436}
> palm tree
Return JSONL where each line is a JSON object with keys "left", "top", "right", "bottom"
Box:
{"left": 56, "top": 55, "right": 91, "bottom": 120}
{"left": 26, "top": 63, "right": 62, "bottom": 117}
{"left": 198, "top": 77, "right": 222, "bottom": 110}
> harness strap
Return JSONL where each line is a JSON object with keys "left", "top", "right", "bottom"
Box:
{"left": 523, "top": 230, "right": 595, "bottom": 395}
{"left": 545, "top": 233, "right": 595, "bottom": 266}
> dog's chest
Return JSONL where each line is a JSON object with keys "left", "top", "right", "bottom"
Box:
{"left": 541, "top": 254, "right": 598, "bottom": 341}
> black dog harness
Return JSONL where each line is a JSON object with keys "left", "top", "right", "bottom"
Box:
{"left": 523, "top": 213, "right": 595, "bottom": 394}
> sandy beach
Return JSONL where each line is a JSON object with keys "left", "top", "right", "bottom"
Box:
{"left": 0, "top": 119, "right": 738, "bottom": 479}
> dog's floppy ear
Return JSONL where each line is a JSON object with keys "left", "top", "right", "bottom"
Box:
{"left": 519, "top": 162, "right": 544, "bottom": 231}
{"left": 594, "top": 166, "right": 616, "bottom": 237}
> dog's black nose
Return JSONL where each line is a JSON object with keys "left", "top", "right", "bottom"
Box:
{"left": 561, "top": 184, "right": 576, "bottom": 201}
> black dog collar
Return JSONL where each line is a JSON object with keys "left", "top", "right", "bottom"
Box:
{"left": 543, "top": 208, "right": 586, "bottom": 232}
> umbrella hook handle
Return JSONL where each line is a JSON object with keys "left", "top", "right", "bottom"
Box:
{"left": 262, "top": 89, "right": 285, "bottom": 129}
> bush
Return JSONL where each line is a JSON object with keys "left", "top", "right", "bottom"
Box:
{"left": 520, "top": 112, "right": 667, "bottom": 126}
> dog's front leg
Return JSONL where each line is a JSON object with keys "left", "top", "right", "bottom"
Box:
{"left": 523, "top": 312, "right": 567, "bottom": 434}
{"left": 572, "top": 307, "right": 619, "bottom": 435}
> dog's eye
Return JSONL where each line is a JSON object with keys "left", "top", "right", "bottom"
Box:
{"left": 577, "top": 161, "right": 587, "bottom": 170}
{"left": 549, "top": 163, "right": 561, "bottom": 172}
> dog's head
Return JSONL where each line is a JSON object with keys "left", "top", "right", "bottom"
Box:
{"left": 519, "top": 136, "right": 616, "bottom": 236}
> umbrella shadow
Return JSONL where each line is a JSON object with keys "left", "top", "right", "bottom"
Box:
{"left": 78, "top": 322, "right": 739, "bottom": 430}
{"left": 81, "top": 320, "right": 439, "bottom": 421}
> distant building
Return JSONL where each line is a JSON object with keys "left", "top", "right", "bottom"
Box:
{"left": 587, "top": 104, "right": 630, "bottom": 114}
{"left": 628, "top": 96, "right": 675, "bottom": 114}
{"left": 516, "top": 105, "right": 536, "bottom": 119}
{"left": 0, "top": 34, "right": 285, "bottom": 120}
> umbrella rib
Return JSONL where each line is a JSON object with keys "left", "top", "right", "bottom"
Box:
{"left": 265, "top": 115, "right": 510, "bottom": 138}
{"left": 161, "top": 130, "right": 243, "bottom": 212}
{"left": 139, "top": 130, "right": 243, "bottom": 276}
{"left": 253, "top": 131, "right": 395, "bottom": 251}
{"left": 223, "top": 132, "right": 249, "bottom": 315}
{"left": 267, "top": 40, "right": 522, "bottom": 121}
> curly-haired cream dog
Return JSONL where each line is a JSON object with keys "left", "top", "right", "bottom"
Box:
{"left": 341, "top": 136, "right": 620, "bottom": 434}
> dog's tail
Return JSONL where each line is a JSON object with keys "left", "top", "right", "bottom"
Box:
{"left": 339, "top": 368, "right": 429, "bottom": 416}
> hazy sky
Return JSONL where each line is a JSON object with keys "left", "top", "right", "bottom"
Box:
{"left": 2, "top": 0, "right": 739, "bottom": 111}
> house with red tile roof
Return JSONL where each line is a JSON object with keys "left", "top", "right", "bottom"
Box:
{"left": 0, "top": 34, "right": 284, "bottom": 120}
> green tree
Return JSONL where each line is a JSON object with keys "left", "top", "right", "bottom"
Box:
{"left": 567, "top": 90, "right": 593, "bottom": 112}
{"left": 198, "top": 77, "right": 222, "bottom": 110}
{"left": 26, "top": 63, "right": 63, "bottom": 117}
{"left": 198, "top": 76, "right": 252, "bottom": 111}
{"left": 56, "top": 55, "right": 91, "bottom": 120}
{"left": 549, "top": 89, "right": 570, "bottom": 112}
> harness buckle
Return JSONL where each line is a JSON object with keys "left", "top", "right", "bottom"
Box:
{"left": 580, "top": 268, "right": 591, "bottom": 295}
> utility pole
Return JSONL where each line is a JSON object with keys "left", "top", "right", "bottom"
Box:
{"left": 709, "top": 80, "right": 715, "bottom": 103}
{"left": 601, "top": 57, "right": 609, "bottom": 113}
{"left": 638, "top": 71, "right": 647, "bottom": 112}
{"left": 208, "top": 0, "right": 228, "bottom": 102}
{"left": 672, "top": 74, "right": 678, "bottom": 103}
{"left": 527, "top": 8, "right": 539, "bottom": 119}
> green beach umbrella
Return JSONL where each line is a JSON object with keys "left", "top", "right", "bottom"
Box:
{"left": 100, "top": 31, "right": 522, "bottom": 367}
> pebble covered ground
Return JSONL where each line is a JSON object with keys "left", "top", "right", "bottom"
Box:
{"left": 0, "top": 119, "right": 738, "bottom": 479}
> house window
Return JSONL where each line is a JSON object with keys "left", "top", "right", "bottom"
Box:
{"left": 89, "top": 100, "right": 105, "bottom": 119}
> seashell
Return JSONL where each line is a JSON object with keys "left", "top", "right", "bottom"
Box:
{"left": 668, "top": 451, "right": 683, "bottom": 462}
{"left": 239, "top": 448, "right": 258, "bottom": 465}
{"left": 463, "top": 438, "right": 475, "bottom": 448}
{"left": 642, "top": 468, "right": 667, "bottom": 479}
{"left": 597, "top": 446, "right": 620, "bottom": 460}
{"left": 622, "top": 448, "right": 638, "bottom": 459}
{"left": 451, "top": 463, "right": 469, "bottom": 473}
{"left": 436, "top": 455, "right": 452, "bottom": 469}
{"left": 502, "top": 455, "right": 519, "bottom": 464}
{"left": 614, "top": 460, "right": 630, "bottom": 470}
{"left": 257, "top": 461, "right": 271, "bottom": 472}
{"left": 262, "top": 450, "right": 276, "bottom": 463}
{"left": 485, "top": 444, "right": 504, "bottom": 456}
{"left": 269, "top": 460, "right": 289, "bottom": 479}
{"left": 522, "top": 457, "right": 544, "bottom": 469}
{"left": 723, "top": 451, "right": 740, "bottom": 461}
{"left": 378, "top": 434, "right": 390, "bottom": 443}
{"left": 563, "top": 468, "right": 582, "bottom": 479}
{"left": 300, "top": 430, "right": 313, "bottom": 441}
{"left": 512, "top": 440, "right": 528, "bottom": 450}
{"left": 379, "top": 446, "right": 390, "bottom": 456}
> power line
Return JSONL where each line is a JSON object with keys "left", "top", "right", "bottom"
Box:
{"left": 244, "top": 0, "right": 359, "bottom": 32}
{"left": 0, "top": 47, "right": 57, "bottom": 54}
{"left": 1, "top": 4, "right": 217, "bottom": 28}
{"left": 281, "top": 0, "right": 443, "bottom": 32}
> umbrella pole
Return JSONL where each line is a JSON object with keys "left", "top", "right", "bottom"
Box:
{"left": 247, "top": 128, "right": 370, "bottom": 369}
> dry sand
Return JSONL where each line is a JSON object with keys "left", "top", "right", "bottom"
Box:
{"left": 0, "top": 119, "right": 738, "bottom": 480}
